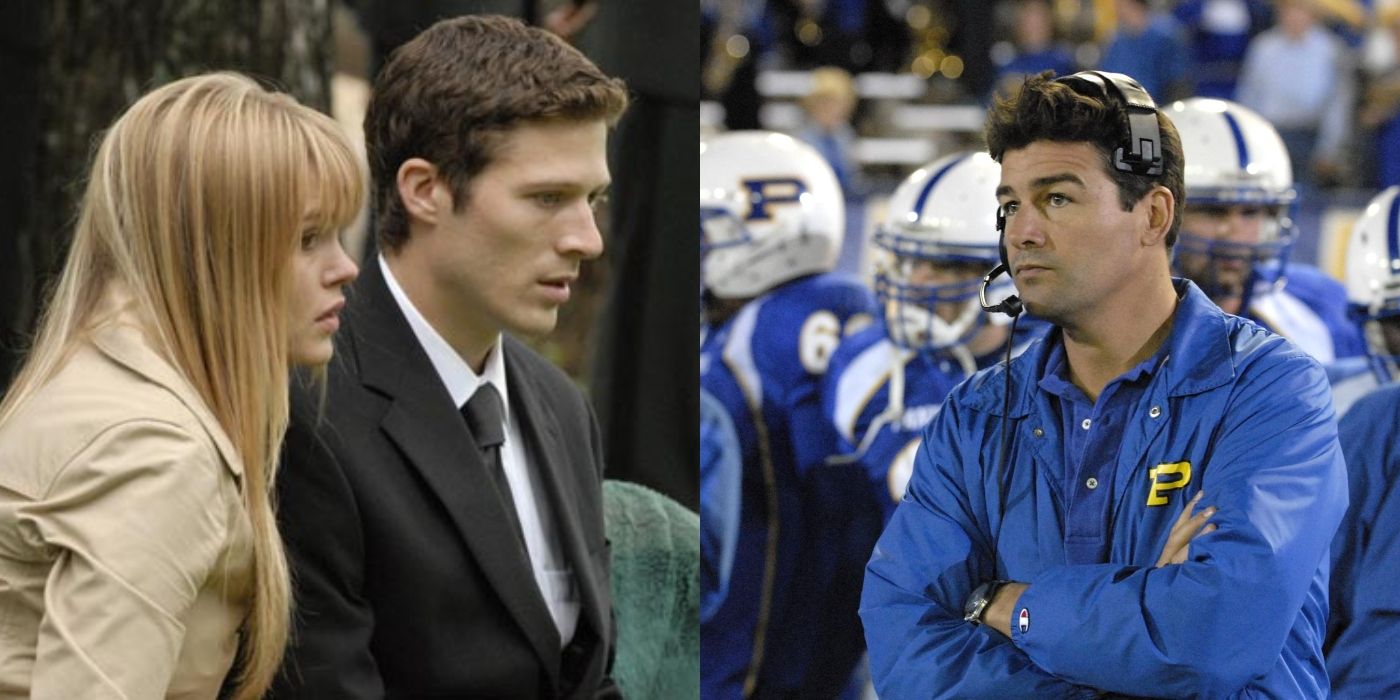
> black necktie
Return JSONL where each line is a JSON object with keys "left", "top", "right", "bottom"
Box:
{"left": 461, "top": 383, "right": 528, "bottom": 554}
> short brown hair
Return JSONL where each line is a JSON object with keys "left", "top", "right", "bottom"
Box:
{"left": 364, "top": 15, "right": 629, "bottom": 252}
{"left": 984, "top": 71, "right": 1185, "bottom": 247}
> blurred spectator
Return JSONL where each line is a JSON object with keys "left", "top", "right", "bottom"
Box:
{"left": 1172, "top": 0, "right": 1274, "bottom": 99}
{"left": 1361, "top": 2, "right": 1400, "bottom": 187}
{"left": 797, "top": 67, "right": 861, "bottom": 197}
{"left": 1314, "top": 0, "right": 1369, "bottom": 46}
{"left": 1236, "top": 0, "right": 1357, "bottom": 188}
{"left": 766, "top": 0, "right": 909, "bottom": 74}
{"left": 1099, "top": 0, "right": 1191, "bottom": 102}
{"left": 702, "top": 0, "right": 767, "bottom": 130}
{"left": 944, "top": 0, "right": 1000, "bottom": 101}
{"left": 991, "top": 0, "right": 1078, "bottom": 98}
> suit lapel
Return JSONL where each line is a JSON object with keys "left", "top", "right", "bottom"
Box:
{"left": 348, "top": 263, "right": 562, "bottom": 681}
{"left": 504, "top": 339, "right": 608, "bottom": 644}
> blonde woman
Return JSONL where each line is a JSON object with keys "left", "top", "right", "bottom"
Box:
{"left": 0, "top": 73, "right": 361, "bottom": 698}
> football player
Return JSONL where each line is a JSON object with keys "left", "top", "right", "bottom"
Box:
{"left": 699, "top": 131, "right": 878, "bottom": 699}
{"left": 1327, "top": 186, "right": 1400, "bottom": 415}
{"left": 823, "top": 151, "right": 1042, "bottom": 522}
{"left": 1324, "top": 185, "right": 1400, "bottom": 695}
{"left": 1166, "top": 97, "right": 1363, "bottom": 364}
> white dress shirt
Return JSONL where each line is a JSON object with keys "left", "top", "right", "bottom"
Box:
{"left": 380, "top": 255, "right": 580, "bottom": 646}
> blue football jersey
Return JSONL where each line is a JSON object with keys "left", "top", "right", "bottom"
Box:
{"left": 701, "top": 387, "right": 742, "bottom": 624}
{"left": 699, "top": 273, "right": 878, "bottom": 699}
{"left": 1249, "top": 263, "right": 1365, "bottom": 365}
{"left": 1327, "top": 355, "right": 1390, "bottom": 419}
{"left": 823, "top": 317, "right": 1045, "bottom": 523}
{"left": 1327, "top": 383, "right": 1400, "bottom": 696}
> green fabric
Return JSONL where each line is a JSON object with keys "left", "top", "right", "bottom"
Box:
{"left": 603, "top": 480, "right": 700, "bottom": 699}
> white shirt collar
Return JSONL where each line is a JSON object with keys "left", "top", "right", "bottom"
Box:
{"left": 379, "top": 255, "right": 510, "bottom": 424}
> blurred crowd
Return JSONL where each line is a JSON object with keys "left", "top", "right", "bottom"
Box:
{"left": 703, "top": 0, "right": 1400, "bottom": 270}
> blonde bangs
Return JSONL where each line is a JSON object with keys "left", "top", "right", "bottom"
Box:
{"left": 296, "top": 111, "right": 365, "bottom": 241}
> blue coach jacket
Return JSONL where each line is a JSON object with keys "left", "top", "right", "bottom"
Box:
{"left": 862, "top": 280, "right": 1347, "bottom": 699}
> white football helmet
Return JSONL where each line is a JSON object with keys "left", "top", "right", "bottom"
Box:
{"left": 871, "top": 151, "right": 1011, "bottom": 354}
{"left": 700, "top": 131, "right": 844, "bottom": 299}
{"left": 1166, "top": 97, "right": 1298, "bottom": 307}
{"left": 1345, "top": 186, "right": 1400, "bottom": 370}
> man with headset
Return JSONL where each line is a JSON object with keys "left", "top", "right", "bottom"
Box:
{"left": 860, "top": 71, "right": 1347, "bottom": 697}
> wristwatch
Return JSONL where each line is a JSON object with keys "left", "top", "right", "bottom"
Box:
{"left": 963, "top": 579, "right": 1011, "bottom": 624}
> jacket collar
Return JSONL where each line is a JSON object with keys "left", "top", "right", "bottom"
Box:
{"left": 88, "top": 291, "right": 245, "bottom": 478}
{"left": 969, "top": 278, "right": 1236, "bottom": 417}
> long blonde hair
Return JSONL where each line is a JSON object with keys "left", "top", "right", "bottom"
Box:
{"left": 0, "top": 72, "right": 363, "bottom": 698}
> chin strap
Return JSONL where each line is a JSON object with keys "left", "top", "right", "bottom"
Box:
{"left": 826, "top": 347, "right": 912, "bottom": 466}
{"left": 948, "top": 341, "right": 977, "bottom": 377}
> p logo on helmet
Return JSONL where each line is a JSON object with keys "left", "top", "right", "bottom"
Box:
{"left": 743, "top": 178, "right": 807, "bottom": 221}
{"left": 1147, "top": 461, "right": 1191, "bottom": 506}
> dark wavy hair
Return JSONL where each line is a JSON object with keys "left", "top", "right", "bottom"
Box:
{"left": 984, "top": 71, "right": 1184, "bottom": 248}
{"left": 365, "top": 15, "right": 629, "bottom": 252}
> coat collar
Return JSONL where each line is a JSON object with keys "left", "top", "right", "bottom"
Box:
{"left": 88, "top": 292, "right": 245, "bottom": 479}
{"left": 967, "top": 279, "right": 1237, "bottom": 417}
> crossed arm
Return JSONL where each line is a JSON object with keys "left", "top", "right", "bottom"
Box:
{"left": 981, "top": 491, "right": 1217, "bottom": 636}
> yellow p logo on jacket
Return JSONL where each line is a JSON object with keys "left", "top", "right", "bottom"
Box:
{"left": 1147, "top": 461, "right": 1191, "bottom": 506}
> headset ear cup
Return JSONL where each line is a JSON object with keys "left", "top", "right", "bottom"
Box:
{"left": 1053, "top": 70, "right": 1162, "bottom": 177}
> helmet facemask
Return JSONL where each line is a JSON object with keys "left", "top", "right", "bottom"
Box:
{"left": 1174, "top": 197, "right": 1296, "bottom": 314}
{"left": 701, "top": 204, "right": 752, "bottom": 262}
{"left": 1343, "top": 185, "right": 1400, "bottom": 383}
{"left": 1351, "top": 305, "right": 1400, "bottom": 383}
{"left": 872, "top": 227, "right": 1006, "bottom": 362}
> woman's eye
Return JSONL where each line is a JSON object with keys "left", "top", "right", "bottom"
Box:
{"left": 534, "top": 192, "right": 563, "bottom": 207}
{"left": 1048, "top": 193, "right": 1069, "bottom": 206}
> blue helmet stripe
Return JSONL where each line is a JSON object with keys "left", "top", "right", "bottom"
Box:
{"left": 1388, "top": 190, "right": 1400, "bottom": 266}
{"left": 911, "top": 153, "right": 971, "bottom": 216}
{"left": 1221, "top": 110, "right": 1250, "bottom": 171}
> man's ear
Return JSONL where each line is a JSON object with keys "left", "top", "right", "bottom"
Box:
{"left": 1140, "top": 185, "right": 1175, "bottom": 248}
{"left": 397, "top": 158, "right": 444, "bottom": 227}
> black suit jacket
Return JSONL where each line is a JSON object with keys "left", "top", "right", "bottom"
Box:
{"left": 272, "top": 261, "right": 618, "bottom": 699}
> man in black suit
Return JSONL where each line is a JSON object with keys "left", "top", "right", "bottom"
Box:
{"left": 272, "top": 15, "right": 628, "bottom": 698}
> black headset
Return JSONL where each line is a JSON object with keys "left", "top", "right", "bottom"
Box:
{"left": 978, "top": 71, "right": 1163, "bottom": 576}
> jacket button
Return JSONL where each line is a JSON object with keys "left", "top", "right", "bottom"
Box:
{"left": 1033, "top": 427, "right": 1044, "bottom": 438}
{"left": 1149, "top": 406, "right": 1162, "bottom": 418}
{"left": 1086, "top": 477, "right": 1099, "bottom": 489}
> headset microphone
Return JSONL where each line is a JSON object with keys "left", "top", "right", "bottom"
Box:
{"left": 979, "top": 264, "right": 1022, "bottom": 317}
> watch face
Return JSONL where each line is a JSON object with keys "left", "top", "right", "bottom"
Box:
{"left": 964, "top": 582, "right": 990, "bottom": 621}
